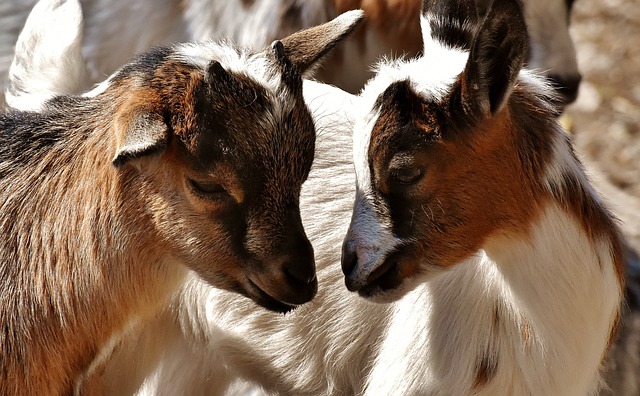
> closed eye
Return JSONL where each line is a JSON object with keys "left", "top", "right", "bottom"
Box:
{"left": 391, "top": 167, "right": 423, "bottom": 184}
{"left": 188, "top": 178, "right": 229, "bottom": 200}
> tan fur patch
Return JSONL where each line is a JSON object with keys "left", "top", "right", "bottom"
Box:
{"left": 332, "top": 0, "right": 422, "bottom": 54}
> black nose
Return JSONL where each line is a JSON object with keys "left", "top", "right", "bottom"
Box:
{"left": 282, "top": 238, "right": 316, "bottom": 285}
{"left": 341, "top": 239, "right": 358, "bottom": 277}
{"left": 548, "top": 73, "right": 582, "bottom": 106}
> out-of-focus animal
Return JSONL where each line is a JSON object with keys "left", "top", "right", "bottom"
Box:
{"left": 1, "top": 0, "right": 580, "bottom": 110}
{"left": 0, "top": 1, "right": 364, "bottom": 393}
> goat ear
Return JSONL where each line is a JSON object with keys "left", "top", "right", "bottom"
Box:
{"left": 277, "top": 9, "right": 365, "bottom": 77}
{"left": 112, "top": 107, "right": 168, "bottom": 168}
{"left": 462, "top": 0, "right": 527, "bottom": 114}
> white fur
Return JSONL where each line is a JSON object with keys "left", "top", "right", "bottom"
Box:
{"left": 5, "top": 1, "right": 621, "bottom": 395}
{"left": 5, "top": 0, "right": 86, "bottom": 110}
{"left": 83, "top": 68, "right": 620, "bottom": 396}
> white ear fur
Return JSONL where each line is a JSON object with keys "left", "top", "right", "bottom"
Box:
{"left": 112, "top": 108, "right": 168, "bottom": 169}
{"left": 5, "top": 0, "right": 87, "bottom": 111}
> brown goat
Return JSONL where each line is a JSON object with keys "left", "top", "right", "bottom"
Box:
{"left": 0, "top": 9, "right": 364, "bottom": 395}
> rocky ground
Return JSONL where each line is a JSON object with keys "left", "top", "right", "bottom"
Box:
{"left": 566, "top": 0, "right": 640, "bottom": 250}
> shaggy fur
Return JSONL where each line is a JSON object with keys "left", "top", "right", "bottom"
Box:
{"left": 82, "top": 1, "right": 623, "bottom": 395}
{"left": 6, "top": 0, "right": 638, "bottom": 394}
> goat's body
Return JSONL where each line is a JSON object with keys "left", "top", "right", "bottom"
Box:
{"left": 367, "top": 202, "right": 620, "bottom": 395}
{"left": 0, "top": 98, "right": 185, "bottom": 394}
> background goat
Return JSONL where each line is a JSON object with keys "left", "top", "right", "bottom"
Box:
{"left": 0, "top": 0, "right": 580, "bottom": 109}
{"left": 0, "top": 2, "right": 364, "bottom": 393}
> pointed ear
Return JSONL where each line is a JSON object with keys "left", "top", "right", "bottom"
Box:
{"left": 277, "top": 9, "right": 365, "bottom": 77}
{"left": 112, "top": 100, "right": 168, "bottom": 168}
{"left": 462, "top": 0, "right": 528, "bottom": 114}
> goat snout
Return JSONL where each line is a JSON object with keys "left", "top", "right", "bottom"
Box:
{"left": 250, "top": 234, "right": 317, "bottom": 309}
{"left": 341, "top": 239, "right": 358, "bottom": 277}
{"left": 341, "top": 238, "right": 382, "bottom": 293}
{"left": 342, "top": 237, "right": 405, "bottom": 298}
{"left": 342, "top": 240, "right": 365, "bottom": 292}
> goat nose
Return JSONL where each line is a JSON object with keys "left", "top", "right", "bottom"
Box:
{"left": 548, "top": 73, "right": 582, "bottom": 106}
{"left": 341, "top": 239, "right": 358, "bottom": 277}
{"left": 282, "top": 240, "right": 316, "bottom": 285}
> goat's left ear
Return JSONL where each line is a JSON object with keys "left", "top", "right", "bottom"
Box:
{"left": 276, "top": 9, "right": 365, "bottom": 77}
{"left": 462, "top": 0, "right": 528, "bottom": 114}
{"left": 112, "top": 103, "right": 168, "bottom": 169}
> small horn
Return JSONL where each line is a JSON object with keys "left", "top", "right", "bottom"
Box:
{"left": 271, "top": 39, "right": 301, "bottom": 92}
{"left": 207, "top": 60, "right": 230, "bottom": 80}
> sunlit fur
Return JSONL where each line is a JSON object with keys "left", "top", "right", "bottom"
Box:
{"left": 6, "top": 1, "right": 627, "bottom": 395}
{"left": 100, "top": 77, "right": 619, "bottom": 396}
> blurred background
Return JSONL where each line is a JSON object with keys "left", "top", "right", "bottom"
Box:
{"left": 564, "top": 0, "right": 640, "bottom": 253}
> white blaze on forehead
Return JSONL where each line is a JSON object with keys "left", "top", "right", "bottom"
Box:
{"left": 354, "top": 14, "right": 469, "bottom": 193}
{"left": 347, "top": 15, "right": 470, "bottom": 280}
{"left": 349, "top": 14, "right": 470, "bottom": 267}
{"left": 174, "top": 42, "right": 283, "bottom": 93}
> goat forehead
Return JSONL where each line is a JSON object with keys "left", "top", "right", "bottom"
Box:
{"left": 354, "top": 23, "right": 468, "bottom": 194}
{"left": 173, "top": 42, "right": 284, "bottom": 95}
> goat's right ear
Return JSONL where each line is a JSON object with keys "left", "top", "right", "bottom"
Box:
{"left": 277, "top": 9, "right": 365, "bottom": 77}
{"left": 112, "top": 105, "right": 168, "bottom": 169}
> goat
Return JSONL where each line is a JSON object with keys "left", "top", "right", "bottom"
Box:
{"left": 1, "top": 0, "right": 579, "bottom": 109}
{"left": 92, "top": 0, "right": 621, "bottom": 394}
{"left": 343, "top": 0, "right": 623, "bottom": 393}
{"left": 0, "top": 2, "right": 365, "bottom": 393}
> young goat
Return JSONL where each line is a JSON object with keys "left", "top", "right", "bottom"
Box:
{"left": 110, "top": 1, "right": 621, "bottom": 395}
{"left": 0, "top": 2, "right": 364, "bottom": 393}
{"left": 344, "top": 0, "right": 623, "bottom": 393}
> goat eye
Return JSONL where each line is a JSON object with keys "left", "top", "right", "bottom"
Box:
{"left": 188, "top": 179, "right": 228, "bottom": 199}
{"left": 390, "top": 167, "right": 423, "bottom": 184}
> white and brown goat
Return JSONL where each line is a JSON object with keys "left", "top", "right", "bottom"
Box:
{"left": 91, "top": 0, "right": 624, "bottom": 395}
{"left": 342, "top": 0, "right": 624, "bottom": 393}
{"left": 0, "top": 6, "right": 364, "bottom": 394}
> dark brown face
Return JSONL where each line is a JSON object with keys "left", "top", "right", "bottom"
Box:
{"left": 163, "top": 61, "right": 317, "bottom": 313}
{"left": 110, "top": 11, "right": 365, "bottom": 312}
{"left": 110, "top": 54, "right": 317, "bottom": 313}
